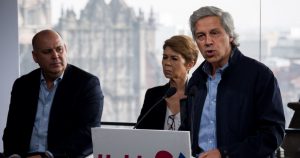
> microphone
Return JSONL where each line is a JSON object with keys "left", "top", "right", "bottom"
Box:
{"left": 45, "top": 151, "right": 54, "bottom": 158}
{"left": 164, "top": 87, "right": 177, "bottom": 98}
{"left": 8, "top": 154, "right": 21, "bottom": 158}
{"left": 189, "top": 86, "right": 197, "bottom": 146}
{"left": 133, "top": 87, "right": 177, "bottom": 129}
{"left": 7, "top": 151, "right": 54, "bottom": 158}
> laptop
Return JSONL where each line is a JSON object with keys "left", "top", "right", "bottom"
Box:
{"left": 92, "top": 128, "right": 192, "bottom": 158}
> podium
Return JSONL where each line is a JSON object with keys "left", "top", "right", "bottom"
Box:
{"left": 92, "top": 128, "right": 192, "bottom": 158}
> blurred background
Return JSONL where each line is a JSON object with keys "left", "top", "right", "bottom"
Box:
{"left": 17, "top": 0, "right": 300, "bottom": 128}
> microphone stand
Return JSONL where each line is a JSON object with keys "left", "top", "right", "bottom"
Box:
{"left": 134, "top": 87, "right": 177, "bottom": 129}
{"left": 133, "top": 96, "right": 166, "bottom": 129}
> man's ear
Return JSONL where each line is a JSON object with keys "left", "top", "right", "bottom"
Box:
{"left": 230, "top": 36, "right": 234, "bottom": 43}
{"left": 32, "top": 51, "right": 38, "bottom": 63}
{"left": 64, "top": 43, "right": 67, "bottom": 53}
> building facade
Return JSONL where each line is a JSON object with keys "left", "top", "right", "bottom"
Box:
{"left": 18, "top": 0, "right": 163, "bottom": 122}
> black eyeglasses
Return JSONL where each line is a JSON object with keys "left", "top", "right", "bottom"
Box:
{"left": 167, "top": 114, "right": 176, "bottom": 130}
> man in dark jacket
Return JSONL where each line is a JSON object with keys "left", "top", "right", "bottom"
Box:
{"left": 3, "top": 29, "right": 104, "bottom": 158}
{"left": 180, "top": 6, "right": 285, "bottom": 158}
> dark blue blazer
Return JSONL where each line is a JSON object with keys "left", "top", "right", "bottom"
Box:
{"left": 3, "top": 64, "right": 104, "bottom": 158}
{"left": 135, "top": 84, "right": 170, "bottom": 129}
{"left": 180, "top": 48, "right": 285, "bottom": 158}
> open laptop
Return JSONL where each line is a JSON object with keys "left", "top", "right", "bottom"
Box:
{"left": 92, "top": 128, "right": 192, "bottom": 158}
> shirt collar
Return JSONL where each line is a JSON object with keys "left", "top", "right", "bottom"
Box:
{"left": 40, "top": 71, "right": 64, "bottom": 83}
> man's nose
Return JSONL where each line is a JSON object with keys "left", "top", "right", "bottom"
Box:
{"left": 204, "top": 35, "right": 213, "bottom": 46}
{"left": 51, "top": 50, "right": 59, "bottom": 58}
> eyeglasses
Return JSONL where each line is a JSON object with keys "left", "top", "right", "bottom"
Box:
{"left": 167, "top": 114, "right": 176, "bottom": 130}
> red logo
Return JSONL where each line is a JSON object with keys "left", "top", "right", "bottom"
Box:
{"left": 155, "top": 150, "right": 173, "bottom": 158}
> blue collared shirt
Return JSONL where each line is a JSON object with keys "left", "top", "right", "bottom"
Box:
{"left": 198, "top": 62, "right": 228, "bottom": 152}
{"left": 29, "top": 73, "right": 63, "bottom": 153}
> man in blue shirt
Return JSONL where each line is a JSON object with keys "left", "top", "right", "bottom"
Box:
{"left": 180, "top": 6, "right": 285, "bottom": 158}
{"left": 3, "top": 29, "right": 104, "bottom": 158}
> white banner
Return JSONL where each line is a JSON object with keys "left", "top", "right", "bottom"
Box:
{"left": 92, "top": 128, "right": 192, "bottom": 158}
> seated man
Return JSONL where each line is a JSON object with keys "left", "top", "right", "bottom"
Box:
{"left": 3, "top": 29, "right": 104, "bottom": 158}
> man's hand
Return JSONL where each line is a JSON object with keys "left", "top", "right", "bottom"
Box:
{"left": 198, "top": 149, "right": 221, "bottom": 158}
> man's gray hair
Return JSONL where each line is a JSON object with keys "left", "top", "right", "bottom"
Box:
{"left": 189, "top": 6, "right": 239, "bottom": 47}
